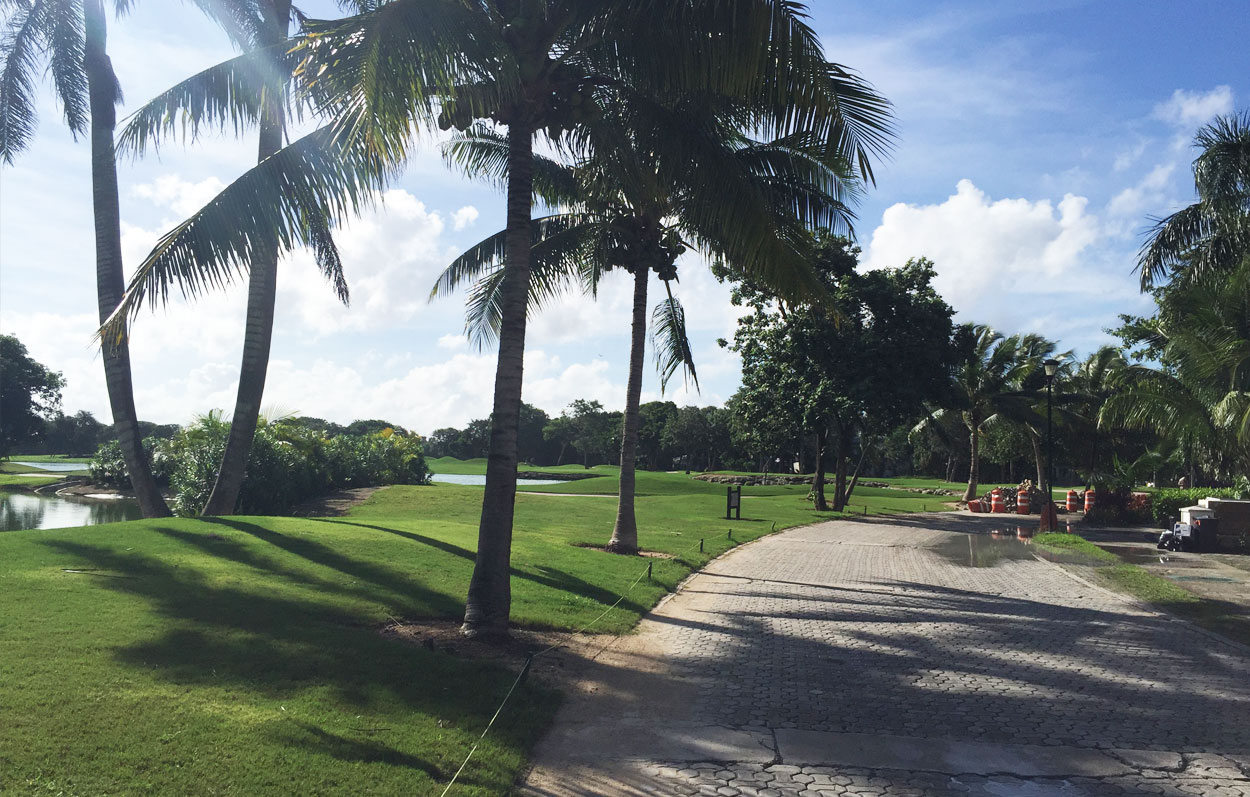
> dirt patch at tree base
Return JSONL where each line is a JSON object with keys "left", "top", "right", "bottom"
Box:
{"left": 290, "top": 487, "right": 382, "bottom": 517}
{"left": 380, "top": 618, "right": 627, "bottom": 689}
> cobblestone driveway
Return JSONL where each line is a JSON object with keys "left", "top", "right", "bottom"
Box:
{"left": 521, "top": 515, "right": 1250, "bottom": 796}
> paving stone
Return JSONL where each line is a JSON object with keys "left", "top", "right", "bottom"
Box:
{"left": 521, "top": 518, "right": 1250, "bottom": 797}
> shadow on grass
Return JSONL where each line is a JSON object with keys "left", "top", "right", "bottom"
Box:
{"left": 37, "top": 531, "right": 552, "bottom": 788}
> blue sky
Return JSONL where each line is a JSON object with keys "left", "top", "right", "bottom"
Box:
{"left": 1, "top": 1, "right": 1246, "bottom": 433}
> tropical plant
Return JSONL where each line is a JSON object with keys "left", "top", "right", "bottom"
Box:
{"left": 434, "top": 89, "right": 866, "bottom": 552}
{"left": 93, "top": 1, "right": 400, "bottom": 517}
{"left": 914, "top": 325, "right": 1056, "bottom": 502}
{"left": 1, "top": 0, "right": 187, "bottom": 515}
{"left": 1139, "top": 111, "right": 1250, "bottom": 290}
{"left": 295, "top": 0, "right": 893, "bottom": 636}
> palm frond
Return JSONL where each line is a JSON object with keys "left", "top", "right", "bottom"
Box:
{"left": 116, "top": 46, "right": 287, "bottom": 155}
{"left": 1, "top": 0, "right": 50, "bottom": 160}
{"left": 651, "top": 281, "right": 698, "bottom": 393}
{"left": 442, "top": 124, "right": 582, "bottom": 207}
{"left": 99, "top": 122, "right": 392, "bottom": 342}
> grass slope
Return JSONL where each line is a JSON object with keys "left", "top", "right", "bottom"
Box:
{"left": 0, "top": 467, "right": 946, "bottom": 794}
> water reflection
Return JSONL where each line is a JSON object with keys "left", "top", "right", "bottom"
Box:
{"left": 430, "top": 473, "right": 564, "bottom": 486}
{"left": 0, "top": 490, "right": 141, "bottom": 532}
{"left": 934, "top": 531, "right": 1038, "bottom": 568}
{"left": 10, "top": 461, "right": 88, "bottom": 472}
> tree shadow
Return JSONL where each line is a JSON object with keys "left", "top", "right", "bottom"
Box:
{"left": 36, "top": 533, "right": 553, "bottom": 788}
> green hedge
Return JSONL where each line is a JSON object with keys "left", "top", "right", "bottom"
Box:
{"left": 90, "top": 417, "right": 430, "bottom": 516}
{"left": 1150, "top": 487, "right": 1248, "bottom": 528}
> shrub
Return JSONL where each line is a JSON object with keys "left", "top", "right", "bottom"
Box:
{"left": 1150, "top": 487, "right": 1249, "bottom": 528}
{"left": 91, "top": 416, "right": 431, "bottom": 516}
{"left": 89, "top": 438, "right": 171, "bottom": 489}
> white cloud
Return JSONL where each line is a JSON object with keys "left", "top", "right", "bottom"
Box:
{"left": 858, "top": 179, "right": 1142, "bottom": 344}
{"left": 131, "top": 175, "right": 228, "bottom": 218}
{"left": 1113, "top": 140, "right": 1149, "bottom": 172}
{"left": 1106, "top": 163, "right": 1176, "bottom": 221}
{"left": 1152, "top": 86, "right": 1234, "bottom": 128}
{"left": 451, "top": 205, "right": 480, "bottom": 231}
{"left": 437, "top": 333, "right": 468, "bottom": 350}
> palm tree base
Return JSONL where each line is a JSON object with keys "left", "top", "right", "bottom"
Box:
{"left": 459, "top": 621, "right": 511, "bottom": 640}
{"left": 604, "top": 540, "right": 639, "bottom": 555}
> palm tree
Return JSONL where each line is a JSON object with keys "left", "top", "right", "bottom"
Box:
{"left": 434, "top": 98, "right": 862, "bottom": 554}
{"left": 916, "top": 326, "right": 1053, "bottom": 502}
{"left": 296, "top": 0, "right": 892, "bottom": 637}
{"left": 97, "top": 2, "right": 399, "bottom": 516}
{"left": 2, "top": 0, "right": 194, "bottom": 517}
{"left": 1139, "top": 111, "right": 1250, "bottom": 290}
{"left": 1065, "top": 346, "right": 1127, "bottom": 487}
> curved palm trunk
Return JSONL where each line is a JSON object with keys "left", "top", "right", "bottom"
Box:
{"left": 462, "top": 124, "right": 534, "bottom": 638}
{"left": 202, "top": 0, "right": 291, "bottom": 517}
{"left": 832, "top": 429, "right": 848, "bottom": 511}
{"left": 85, "top": 0, "right": 170, "bottom": 518}
{"left": 963, "top": 424, "right": 980, "bottom": 502}
{"left": 1029, "top": 429, "right": 1044, "bottom": 487}
{"left": 607, "top": 268, "right": 648, "bottom": 554}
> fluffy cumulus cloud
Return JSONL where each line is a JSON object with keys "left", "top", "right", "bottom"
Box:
{"left": 1152, "top": 86, "right": 1235, "bottom": 128}
{"left": 859, "top": 179, "right": 1150, "bottom": 350}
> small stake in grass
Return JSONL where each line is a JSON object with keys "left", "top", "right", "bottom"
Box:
{"left": 699, "top": 538, "right": 704, "bottom": 553}
{"left": 727, "top": 528, "right": 733, "bottom": 541}
{"left": 647, "top": 561, "right": 653, "bottom": 581}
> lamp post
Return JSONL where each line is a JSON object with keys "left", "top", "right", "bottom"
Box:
{"left": 1041, "top": 358, "right": 1060, "bottom": 531}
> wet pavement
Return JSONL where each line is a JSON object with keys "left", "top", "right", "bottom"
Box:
{"left": 521, "top": 514, "right": 1250, "bottom": 796}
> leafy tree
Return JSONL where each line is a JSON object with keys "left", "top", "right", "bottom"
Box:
{"left": 43, "top": 410, "right": 106, "bottom": 456}
{"left": 662, "top": 406, "right": 710, "bottom": 474}
{"left": 637, "top": 401, "right": 678, "bottom": 471}
{"left": 729, "top": 238, "right": 957, "bottom": 510}
{"left": 345, "top": 419, "right": 410, "bottom": 437}
{"left": 0, "top": 335, "right": 64, "bottom": 456}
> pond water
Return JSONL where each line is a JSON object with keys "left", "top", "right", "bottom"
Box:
{"left": 10, "top": 461, "right": 89, "bottom": 472}
{"left": 431, "top": 473, "right": 565, "bottom": 486}
{"left": 0, "top": 490, "right": 142, "bottom": 532}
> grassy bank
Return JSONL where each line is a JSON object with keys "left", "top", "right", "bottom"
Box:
{"left": 0, "top": 466, "right": 942, "bottom": 795}
{"left": 0, "top": 461, "right": 70, "bottom": 488}
{"left": 1035, "top": 532, "right": 1250, "bottom": 647}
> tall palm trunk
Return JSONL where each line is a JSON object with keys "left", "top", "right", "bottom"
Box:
{"left": 202, "top": 0, "right": 291, "bottom": 516}
{"left": 85, "top": 0, "right": 170, "bottom": 518}
{"left": 462, "top": 124, "right": 534, "bottom": 638}
{"left": 963, "top": 423, "right": 980, "bottom": 502}
{"left": 607, "top": 268, "right": 648, "bottom": 554}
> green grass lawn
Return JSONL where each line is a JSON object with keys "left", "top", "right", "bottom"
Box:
{"left": 0, "top": 461, "right": 69, "bottom": 488}
{"left": 1, "top": 460, "right": 90, "bottom": 480}
{"left": 0, "top": 465, "right": 947, "bottom": 795}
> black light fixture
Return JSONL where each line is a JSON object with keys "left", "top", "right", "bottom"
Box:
{"left": 1042, "top": 358, "right": 1060, "bottom": 530}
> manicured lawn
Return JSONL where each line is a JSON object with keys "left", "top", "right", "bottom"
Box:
{"left": 0, "top": 461, "right": 68, "bottom": 487}
{"left": 0, "top": 465, "right": 946, "bottom": 795}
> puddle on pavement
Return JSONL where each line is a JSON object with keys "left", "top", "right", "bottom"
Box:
{"left": 933, "top": 530, "right": 1038, "bottom": 568}
{"left": 935, "top": 527, "right": 1112, "bottom": 568}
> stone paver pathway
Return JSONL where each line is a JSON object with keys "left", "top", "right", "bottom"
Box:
{"left": 520, "top": 515, "right": 1250, "bottom": 796}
